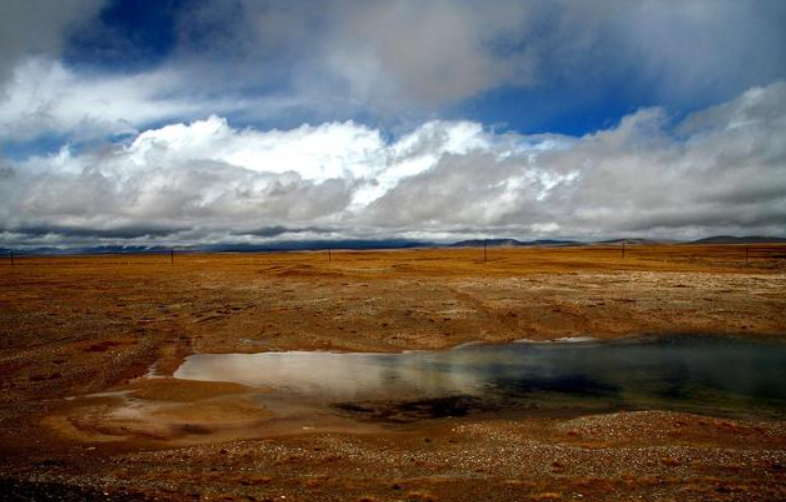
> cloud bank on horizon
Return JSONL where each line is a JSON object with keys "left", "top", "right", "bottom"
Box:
{"left": 1, "top": 0, "right": 785, "bottom": 247}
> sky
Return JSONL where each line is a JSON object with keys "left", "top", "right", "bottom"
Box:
{"left": 1, "top": 0, "right": 785, "bottom": 249}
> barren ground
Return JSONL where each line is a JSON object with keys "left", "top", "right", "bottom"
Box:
{"left": 1, "top": 244, "right": 785, "bottom": 501}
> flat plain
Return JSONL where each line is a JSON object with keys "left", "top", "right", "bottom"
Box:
{"left": 1, "top": 244, "right": 785, "bottom": 501}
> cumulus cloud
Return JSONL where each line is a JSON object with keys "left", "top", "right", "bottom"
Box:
{"left": 1, "top": 82, "right": 785, "bottom": 247}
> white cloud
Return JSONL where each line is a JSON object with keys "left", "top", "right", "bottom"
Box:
{"left": 0, "top": 59, "right": 254, "bottom": 142}
{"left": 127, "top": 117, "right": 385, "bottom": 182}
{"left": 1, "top": 82, "right": 785, "bottom": 246}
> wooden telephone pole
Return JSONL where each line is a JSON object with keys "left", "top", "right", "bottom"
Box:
{"left": 170, "top": 249, "right": 174, "bottom": 266}
{"left": 621, "top": 241, "right": 626, "bottom": 259}
{"left": 9, "top": 250, "right": 13, "bottom": 268}
{"left": 328, "top": 248, "right": 332, "bottom": 263}
{"left": 483, "top": 240, "right": 488, "bottom": 263}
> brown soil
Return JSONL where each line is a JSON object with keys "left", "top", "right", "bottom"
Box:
{"left": 1, "top": 244, "right": 785, "bottom": 501}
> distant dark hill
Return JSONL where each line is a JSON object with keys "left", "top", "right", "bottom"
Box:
{"left": 596, "top": 238, "right": 669, "bottom": 246}
{"left": 451, "top": 238, "right": 579, "bottom": 247}
{"left": 452, "top": 239, "right": 521, "bottom": 247}
{"left": 0, "top": 245, "right": 175, "bottom": 256}
{"left": 688, "top": 235, "right": 786, "bottom": 245}
{"left": 202, "top": 239, "right": 430, "bottom": 252}
{"left": 526, "top": 239, "right": 581, "bottom": 246}
{"left": 7, "top": 235, "right": 783, "bottom": 257}
{"left": 0, "top": 240, "right": 433, "bottom": 256}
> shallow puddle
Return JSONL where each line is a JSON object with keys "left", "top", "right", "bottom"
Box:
{"left": 175, "top": 335, "right": 786, "bottom": 421}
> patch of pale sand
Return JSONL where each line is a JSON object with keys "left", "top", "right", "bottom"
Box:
{"left": 52, "top": 395, "right": 273, "bottom": 442}
{"left": 45, "top": 379, "right": 275, "bottom": 443}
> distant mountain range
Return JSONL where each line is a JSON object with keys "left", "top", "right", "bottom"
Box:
{"left": 1, "top": 235, "right": 784, "bottom": 256}
{"left": 685, "top": 235, "right": 786, "bottom": 245}
{"left": 0, "top": 245, "right": 172, "bottom": 256}
{"left": 595, "top": 238, "right": 670, "bottom": 246}
{"left": 0, "top": 239, "right": 429, "bottom": 256}
{"left": 201, "top": 239, "right": 429, "bottom": 252}
{"left": 452, "top": 235, "right": 786, "bottom": 248}
{"left": 451, "top": 238, "right": 579, "bottom": 247}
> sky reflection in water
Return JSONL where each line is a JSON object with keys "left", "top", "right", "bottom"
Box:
{"left": 174, "top": 336, "right": 786, "bottom": 419}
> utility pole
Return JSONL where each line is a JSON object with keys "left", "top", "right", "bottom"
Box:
{"left": 621, "top": 241, "right": 626, "bottom": 259}
{"left": 746, "top": 247, "right": 749, "bottom": 263}
{"left": 170, "top": 249, "right": 174, "bottom": 266}
{"left": 328, "top": 248, "right": 332, "bottom": 263}
{"left": 9, "top": 250, "right": 13, "bottom": 268}
{"left": 483, "top": 240, "right": 488, "bottom": 263}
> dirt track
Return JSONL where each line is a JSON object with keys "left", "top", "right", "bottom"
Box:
{"left": 1, "top": 245, "right": 785, "bottom": 501}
